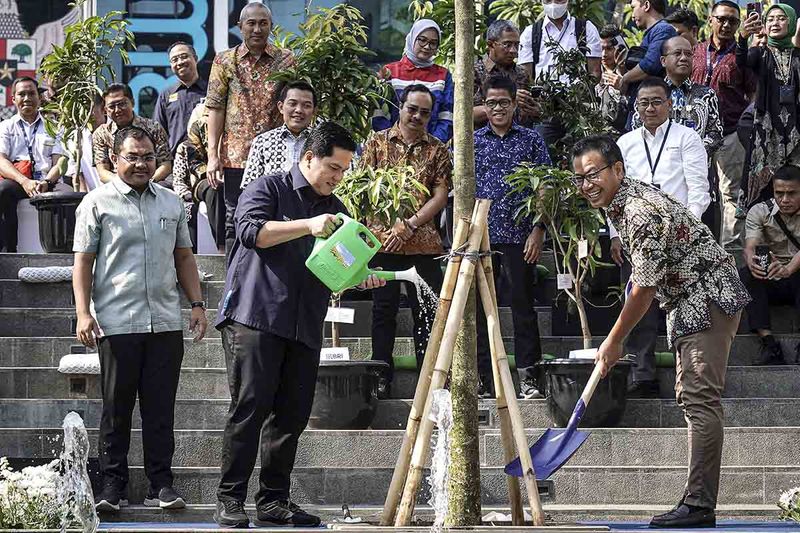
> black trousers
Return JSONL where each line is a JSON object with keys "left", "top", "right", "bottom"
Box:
{"left": 621, "top": 261, "right": 661, "bottom": 383}
{"left": 223, "top": 168, "right": 244, "bottom": 259}
{"left": 739, "top": 266, "right": 800, "bottom": 331}
{"left": 369, "top": 253, "right": 444, "bottom": 382}
{"left": 188, "top": 179, "right": 226, "bottom": 252}
{"left": 97, "top": 331, "right": 184, "bottom": 490}
{"left": 476, "top": 243, "right": 542, "bottom": 380}
{"left": 217, "top": 321, "right": 320, "bottom": 505}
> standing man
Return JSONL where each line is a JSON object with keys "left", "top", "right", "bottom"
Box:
{"left": 240, "top": 81, "right": 316, "bottom": 189}
{"left": 92, "top": 84, "right": 172, "bottom": 185}
{"left": 0, "top": 76, "right": 68, "bottom": 252}
{"left": 73, "top": 126, "right": 208, "bottom": 512}
{"left": 213, "top": 122, "right": 383, "bottom": 528}
{"left": 692, "top": 0, "right": 757, "bottom": 248}
{"left": 474, "top": 75, "right": 551, "bottom": 399}
{"left": 574, "top": 135, "right": 749, "bottom": 529}
{"left": 615, "top": 77, "right": 710, "bottom": 397}
{"left": 472, "top": 20, "right": 536, "bottom": 128}
{"left": 154, "top": 41, "right": 207, "bottom": 157}
{"left": 205, "top": 2, "right": 294, "bottom": 255}
{"left": 665, "top": 7, "right": 701, "bottom": 48}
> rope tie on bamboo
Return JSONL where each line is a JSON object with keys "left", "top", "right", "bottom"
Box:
{"left": 435, "top": 246, "right": 501, "bottom": 262}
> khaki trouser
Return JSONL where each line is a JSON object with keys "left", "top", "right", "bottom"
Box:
{"left": 715, "top": 132, "right": 746, "bottom": 248}
{"left": 673, "top": 304, "right": 742, "bottom": 509}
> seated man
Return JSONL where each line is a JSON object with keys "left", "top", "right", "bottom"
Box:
{"left": 0, "top": 76, "right": 69, "bottom": 252}
{"left": 92, "top": 83, "right": 171, "bottom": 185}
{"left": 739, "top": 165, "right": 800, "bottom": 365}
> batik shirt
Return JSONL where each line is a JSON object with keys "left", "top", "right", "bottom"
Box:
{"left": 205, "top": 43, "right": 295, "bottom": 169}
{"left": 92, "top": 115, "right": 171, "bottom": 170}
{"left": 475, "top": 123, "right": 551, "bottom": 244}
{"left": 606, "top": 178, "right": 750, "bottom": 344}
{"left": 240, "top": 124, "right": 312, "bottom": 189}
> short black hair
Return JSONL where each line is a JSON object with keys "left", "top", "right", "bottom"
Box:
{"left": 483, "top": 74, "right": 517, "bottom": 99}
{"left": 665, "top": 7, "right": 700, "bottom": 29}
{"left": 278, "top": 80, "right": 317, "bottom": 107}
{"left": 103, "top": 83, "right": 134, "bottom": 102}
{"left": 301, "top": 121, "right": 356, "bottom": 159}
{"left": 400, "top": 84, "right": 434, "bottom": 106}
{"left": 11, "top": 76, "right": 38, "bottom": 94}
{"left": 599, "top": 24, "right": 622, "bottom": 40}
{"left": 712, "top": 1, "right": 740, "bottom": 13}
{"left": 113, "top": 126, "right": 156, "bottom": 155}
{"left": 572, "top": 135, "right": 625, "bottom": 169}
{"left": 773, "top": 165, "right": 800, "bottom": 183}
{"left": 637, "top": 77, "right": 671, "bottom": 99}
{"left": 168, "top": 41, "right": 198, "bottom": 59}
{"left": 648, "top": 0, "right": 668, "bottom": 16}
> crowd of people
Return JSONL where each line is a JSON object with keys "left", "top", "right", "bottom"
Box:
{"left": 0, "top": 0, "right": 796, "bottom": 528}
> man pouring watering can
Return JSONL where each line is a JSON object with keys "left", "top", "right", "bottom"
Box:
{"left": 213, "top": 122, "right": 385, "bottom": 528}
{"left": 573, "top": 135, "right": 750, "bottom": 529}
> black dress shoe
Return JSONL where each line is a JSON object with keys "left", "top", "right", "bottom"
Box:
{"left": 627, "top": 380, "right": 660, "bottom": 399}
{"left": 650, "top": 504, "right": 715, "bottom": 528}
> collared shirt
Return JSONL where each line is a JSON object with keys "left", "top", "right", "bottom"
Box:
{"left": 519, "top": 15, "right": 601, "bottom": 83}
{"left": 359, "top": 124, "right": 452, "bottom": 255}
{"left": 216, "top": 165, "right": 346, "bottom": 350}
{"left": 92, "top": 115, "right": 172, "bottom": 170}
{"left": 73, "top": 176, "right": 192, "bottom": 337}
{"left": 631, "top": 78, "right": 724, "bottom": 157}
{"left": 0, "top": 113, "right": 63, "bottom": 178}
{"left": 153, "top": 78, "right": 207, "bottom": 155}
{"left": 475, "top": 123, "right": 551, "bottom": 244}
{"left": 745, "top": 200, "right": 800, "bottom": 264}
{"left": 240, "top": 124, "right": 312, "bottom": 189}
{"left": 692, "top": 40, "right": 757, "bottom": 135}
{"left": 371, "top": 56, "right": 455, "bottom": 143}
{"left": 205, "top": 43, "right": 295, "bottom": 169}
{"left": 606, "top": 178, "right": 750, "bottom": 344}
{"left": 638, "top": 19, "right": 678, "bottom": 77}
{"left": 616, "top": 120, "right": 710, "bottom": 222}
{"left": 473, "top": 55, "right": 534, "bottom": 127}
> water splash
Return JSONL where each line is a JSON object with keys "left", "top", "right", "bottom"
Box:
{"left": 57, "top": 412, "right": 98, "bottom": 533}
{"left": 409, "top": 270, "right": 439, "bottom": 345}
{"left": 427, "top": 389, "right": 452, "bottom": 533}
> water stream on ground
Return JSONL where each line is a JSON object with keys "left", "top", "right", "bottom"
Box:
{"left": 57, "top": 412, "right": 98, "bottom": 533}
{"left": 427, "top": 389, "right": 453, "bottom": 533}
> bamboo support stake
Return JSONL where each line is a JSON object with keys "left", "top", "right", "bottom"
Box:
{"left": 478, "top": 229, "right": 524, "bottom": 526}
{"left": 476, "top": 266, "right": 546, "bottom": 526}
{"left": 380, "top": 217, "right": 472, "bottom": 526}
{"left": 394, "top": 199, "right": 491, "bottom": 526}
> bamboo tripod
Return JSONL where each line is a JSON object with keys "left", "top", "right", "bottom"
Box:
{"left": 381, "top": 199, "right": 546, "bottom": 527}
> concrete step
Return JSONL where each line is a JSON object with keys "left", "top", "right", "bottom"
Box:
{"left": 5, "top": 397, "right": 800, "bottom": 430}
{"left": 3, "top": 365, "right": 800, "bottom": 400}
{"left": 4, "top": 427, "right": 800, "bottom": 469}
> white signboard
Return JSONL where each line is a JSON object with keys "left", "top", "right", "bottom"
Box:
{"left": 321, "top": 347, "right": 350, "bottom": 361}
{"left": 325, "top": 306, "right": 355, "bottom": 324}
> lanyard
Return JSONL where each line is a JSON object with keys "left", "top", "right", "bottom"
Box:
{"left": 544, "top": 17, "right": 571, "bottom": 47}
{"left": 705, "top": 42, "right": 735, "bottom": 85}
{"left": 643, "top": 119, "right": 672, "bottom": 180}
{"left": 18, "top": 118, "right": 40, "bottom": 174}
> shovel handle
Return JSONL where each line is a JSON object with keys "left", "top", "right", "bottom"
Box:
{"left": 580, "top": 363, "right": 605, "bottom": 408}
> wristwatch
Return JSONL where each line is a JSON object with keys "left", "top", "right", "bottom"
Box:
{"left": 190, "top": 301, "right": 206, "bottom": 309}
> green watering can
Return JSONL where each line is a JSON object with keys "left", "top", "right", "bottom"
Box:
{"left": 305, "top": 213, "right": 418, "bottom": 292}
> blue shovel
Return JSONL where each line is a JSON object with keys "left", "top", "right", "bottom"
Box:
{"left": 505, "top": 359, "right": 604, "bottom": 480}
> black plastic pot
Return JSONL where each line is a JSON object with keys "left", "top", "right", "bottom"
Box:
{"left": 539, "top": 358, "right": 632, "bottom": 428}
{"left": 29, "top": 192, "right": 86, "bottom": 253}
{"left": 308, "top": 360, "right": 389, "bottom": 430}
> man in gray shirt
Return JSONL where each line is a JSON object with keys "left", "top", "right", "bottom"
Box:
{"left": 73, "top": 126, "right": 208, "bottom": 513}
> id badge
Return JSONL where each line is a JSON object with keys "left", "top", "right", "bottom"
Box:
{"left": 779, "top": 85, "right": 795, "bottom": 105}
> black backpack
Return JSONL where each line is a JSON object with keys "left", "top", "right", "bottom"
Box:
{"left": 528, "top": 17, "right": 588, "bottom": 78}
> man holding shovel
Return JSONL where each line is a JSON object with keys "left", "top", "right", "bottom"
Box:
{"left": 572, "top": 135, "right": 750, "bottom": 528}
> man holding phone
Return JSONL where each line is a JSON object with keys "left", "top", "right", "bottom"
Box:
{"left": 739, "top": 165, "right": 800, "bottom": 365}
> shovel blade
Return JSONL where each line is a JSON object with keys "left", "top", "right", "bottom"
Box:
{"left": 504, "top": 427, "right": 590, "bottom": 480}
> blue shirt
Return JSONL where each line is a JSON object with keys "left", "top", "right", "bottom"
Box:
{"left": 215, "top": 165, "right": 347, "bottom": 350}
{"left": 639, "top": 19, "right": 678, "bottom": 76}
{"left": 475, "top": 124, "right": 551, "bottom": 244}
{"left": 153, "top": 79, "right": 207, "bottom": 155}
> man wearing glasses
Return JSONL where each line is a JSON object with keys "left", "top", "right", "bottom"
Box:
{"left": 572, "top": 134, "right": 749, "bottom": 528}
{"left": 93, "top": 84, "right": 172, "bottom": 185}
{"left": 692, "top": 0, "right": 757, "bottom": 249}
{"left": 614, "top": 76, "right": 709, "bottom": 398}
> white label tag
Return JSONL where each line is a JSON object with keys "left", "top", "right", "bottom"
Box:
{"left": 557, "top": 273, "right": 574, "bottom": 290}
{"left": 325, "top": 306, "right": 355, "bottom": 324}
{"left": 320, "top": 347, "right": 350, "bottom": 361}
{"left": 578, "top": 239, "right": 589, "bottom": 259}
{"left": 569, "top": 348, "right": 598, "bottom": 360}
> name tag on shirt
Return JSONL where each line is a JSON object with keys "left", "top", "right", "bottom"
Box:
{"left": 168, "top": 92, "right": 179, "bottom": 103}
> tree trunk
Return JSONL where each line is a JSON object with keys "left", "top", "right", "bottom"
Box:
{"left": 446, "top": 0, "right": 481, "bottom": 524}
{"left": 573, "top": 288, "right": 593, "bottom": 350}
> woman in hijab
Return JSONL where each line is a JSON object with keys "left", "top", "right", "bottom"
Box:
{"left": 736, "top": 4, "right": 800, "bottom": 214}
{"left": 372, "top": 19, "right": 455, "bottom": 143}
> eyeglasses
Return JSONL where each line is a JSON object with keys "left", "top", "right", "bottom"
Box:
{"left": 711, "top": 15, "right": 740, "bottom": 27}
{"left": 636, "top": 98, "right": 667, "bottom": 110}
{"left": 415, "top": 36, "right": 440, "bottom": 50}
{"left": 119, "top": 153, "right": 157, "bottom": 165}
{"left": 403, "top": 103, "right": 432, "bottom": 117}
{"left": 169, "top": 52, "right": 193, "bottom": 64}
{"left": 572, "top": 164, "right": 611, "bottom": 187}
{"left": 766, "top": 15, "right": 789, "bottom": 24}
{"left": 493, "top": 40, "right": 520, "bottom": 50}
{"left": 663, "top": 50, "right": 693, "bottom": 59}
{"left": 106, "top": 100, "right": 130, "bottom": 111}
{"left": 485, "top": 98, "right": 513, "bottom": 109}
